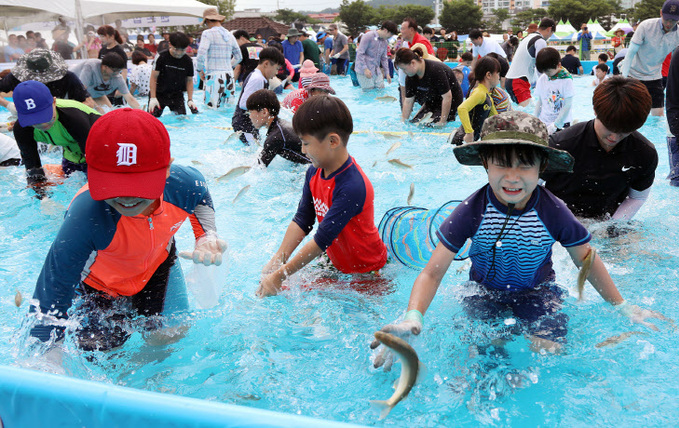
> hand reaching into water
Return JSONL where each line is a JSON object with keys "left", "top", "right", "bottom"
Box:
{"left": 617, "top": 301, "right": 673, "bottom": 331}
{"left": 370, "top": 312, "right": 423, "bottom": 371}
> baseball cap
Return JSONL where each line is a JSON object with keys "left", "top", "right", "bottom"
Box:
{"left": 13, "top": 80, "right": 55, "bottom": 127}
{"left": 86, "top": 108, "right": 171, "bottom": 201}
{"left": 663, "top": 0, "right": 679, "bottom": 20}
{"left": 316, "top": 31, "right": 327, "bottom": 39}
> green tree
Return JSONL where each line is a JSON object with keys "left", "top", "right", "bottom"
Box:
{"left": 274, "top": 9, "right": 308, "bottom": 25}
{"left": 339, "top": 0, "right": 376, "bottom": 36}
{"left": 390, "top": 5, "right": 435, "bottom": 27}
{"left": 440, "top": 0, "right": 483, "bottom": 32}
{"left": 374, "top": 5, "right": 399, "bottom": 23}
{"left": 632, "top": 0, "right": 664, "bottom": 22}
{"left": 201, "top": 0, "right": 236, "bottom": 20}
{"left": 492, "top": 8, "right": 510, "bottom": 25}
{"left": 548, "top": 0, "right": 618, "bottom": 28}
{"left": 510, "top": 8, "right": 548, "bottom": 29}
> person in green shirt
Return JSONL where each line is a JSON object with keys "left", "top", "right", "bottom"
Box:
{"left": 300, "top": 31, "right": 321, "bottom": 68}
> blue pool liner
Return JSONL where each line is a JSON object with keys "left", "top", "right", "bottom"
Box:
{"left": 0, "top": 366, "right": 364, "bottom": 428}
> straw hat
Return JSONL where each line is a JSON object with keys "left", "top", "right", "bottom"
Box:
{"left": 202, "top": 8, "right": 226, "bottom": 24}
{"left": 410, "top": 43, "right": 440, "bottom": 61}
{"left": 12, "top": 49, "right": 68, "bottom": 84}
{"left": 453, "top": 111, "right": 574, "bottom": 173}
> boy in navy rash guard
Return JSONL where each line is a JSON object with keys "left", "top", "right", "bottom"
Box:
{"left": 258, "top": 96, "right": 387, "bottom": 297}
{"left": 371, "top": 112, "right": 665, "bottom": 364}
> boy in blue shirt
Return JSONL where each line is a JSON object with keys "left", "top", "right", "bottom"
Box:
{"left": 372, "top": 111, "right": 665, "bottom": 363}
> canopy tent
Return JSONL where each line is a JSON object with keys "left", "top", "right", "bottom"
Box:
{"left": 550, "top": 19, "right": 577, "bottom": 41}
{"left": 0, "top": 0, "right": 75, "bottom": 28}
{"left": 571, "top": 19, "right": 609, "bottom": 41}
{"left": 80, "top": 0, "right": 208, "bottom": 26}
{"left": 607, "top": 18, "right": 634, "bottom": 36}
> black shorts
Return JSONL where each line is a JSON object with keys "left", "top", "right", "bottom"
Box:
{"left": 641, "top": 79, "right": 664, "bottom": 109}
{"left": 153, "top": 92, "right": 186, "bottom": 117}
{"left": 75, "top": 244, "right": 178, "bottom": 351}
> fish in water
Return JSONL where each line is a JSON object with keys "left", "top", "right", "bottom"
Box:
{"left": 223, "top": 131, "right": 243, "bottom": 144}
{"left": 382, "top": 133, "right": 401, "bottom": 140}
{"left": 375, "top": 95, "right": 397, "bottom": 102}
{"left": 407, "top": 183, "right": 415, "bottom": 205}
{"left": 577, "top": 247, "right": 597, "bottom": 301}
{"left": 217, "top": 166, "right": 251, "bottom": 182}
{"left": 14, "top": 290, "right": 22, "bottom": 307}
{"left": 417, "top": 112, "right": 434, "bottom": 124}
{"left": 232, "top": 185, "right": 251, "bottom": 203}
{"left": 595, "top": 331, "right": 647, "bottom": 348}
{"left": 408, "top": 131, "right": 415, "bottom": 139}
{"left": 386, "top": 141, "right": 402, "bottom": 155}
{"left": 370, "top": 331, "right": 422, "bottom": 420}
{"left": 388, "top": 159, "right": 413, "bottom": 169}
{"left": 191, "top": 160, "right": 202, "bottom": 165}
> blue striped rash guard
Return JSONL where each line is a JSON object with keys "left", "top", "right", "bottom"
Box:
{"left": 437, "top": 184, "right": 591, "bottom": 291}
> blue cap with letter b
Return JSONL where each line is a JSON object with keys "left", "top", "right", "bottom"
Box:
{"left": 13, "top": 80, "right": 54, "bottom": 127}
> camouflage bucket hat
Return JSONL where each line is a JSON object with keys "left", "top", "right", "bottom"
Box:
{"left": 12, "top": 49, "right": 68, "bottom": 84}
{"left": 452, "top": 111, "right": 574, "bottom": 173}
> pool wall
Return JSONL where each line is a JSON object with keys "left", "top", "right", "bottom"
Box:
{"left": 445, "top": 60, "right": 604, "bottom": 74}
{"left": 0, "top": 366, "right": 363, "bottom": 428}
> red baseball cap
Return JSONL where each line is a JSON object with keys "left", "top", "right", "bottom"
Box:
{"left": 86, "top": 108, "right": 171, "bottom": 201}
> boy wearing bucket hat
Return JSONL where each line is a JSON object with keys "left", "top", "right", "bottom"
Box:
{"left": 28, "top": 108, "right": 226, "bottom": 351}
{"left": 371, "top": 111, "right": 665, "bottom": 363}
{"left": 12, "top": 80, "right": 101, "bottom": 195}
{"left": 0, "top": 49, "right": 95, "bottom": 115}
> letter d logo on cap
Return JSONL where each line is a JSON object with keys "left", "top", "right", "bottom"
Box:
{"left": 24, "top": 98, "right": 36, "bottom": 110}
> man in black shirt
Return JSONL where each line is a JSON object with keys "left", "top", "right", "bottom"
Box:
{"left": 560, "top": 45, "right": 583, "bottom": 75}
{"left": 0, "top": 49, "right": 95, "bottom": 114}
{"left": 233, "top": 29, "right": 263, "bottom": 84}
{"left": 246, "top": 89, "right": 309, "bottom": 167}
{"left": 149, "top": 32, "right": 197, "bottom": 116}
{"left": 543, "top": 77, "right": 657, "bottom": 220}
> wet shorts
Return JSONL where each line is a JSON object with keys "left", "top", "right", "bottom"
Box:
{"left": 505, "top": 77, "right": 531, "bottom": 104}
{"left": 640, "top": 79, "right": 664, "bottom": 109}
{"left": 463, "top": 282, "right": 568, "bottom": 343}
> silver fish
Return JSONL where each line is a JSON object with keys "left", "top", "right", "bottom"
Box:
{"left": 418, "top": 112, "right": 434, "bottom": 124}
{"left": 388, "top": 159, "right": 413, "bottom": 169}
{"left": 595, "top": 331, "right": 647, "bottom": 348}
{"left": 370, "top": 331, "right": 421, "bottom": 420}
{"left": 191, "top": 160, "right": 203, "bottom": 165}
{"left": 408, "top": 131, "right": 415, "bottom": 139}
{"left": 386, "top": 141, "right": 402, "bottom": 155}
{"left": 407, "top": 183, "right": 415, "bottom": 205}
{"left": 577, "top": 247, "right": 596, "bottom": 301}
{"left": 382, "top": 133, "right": 401, "bottom": 140}
{"left": 14, "top": 290, "right": 22, "bottom": 307}
{"left": 372, "top": 161, "right": 378, "bottom": 167}
{"left": 217, "top": 166, "right": 251, "bottom": 182}
{"left": 232, "top": 185, "right": 251, "bottom": 203}
{"left": 223, "top": 131, "right": 243, "bottom": 144}
{"left": 375, "top": 95, "right": 397, "bottom": 102}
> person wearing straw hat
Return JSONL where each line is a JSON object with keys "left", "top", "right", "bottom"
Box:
{"left": 371, "top": 111, "right": 666, "bottom": 363}
{"left": 196, "top": 8, "right": 242, "bottom": 108}
{"left": 0, "top": 49, "right": 95, "bottom": 115}
{"left": 282, "top": 28, "right": 304, "bottom": 81}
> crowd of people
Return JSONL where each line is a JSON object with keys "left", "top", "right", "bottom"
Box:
{"left": 0, "top": 5, "right": 674, "bottom": 367}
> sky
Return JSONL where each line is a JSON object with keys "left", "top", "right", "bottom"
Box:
{"left": 235, "top": 0, "right": 342, "bottom": 13}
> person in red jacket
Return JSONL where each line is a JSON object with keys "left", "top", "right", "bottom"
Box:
{"left": 258, "top": 96, "right": 387, "bottom": 296}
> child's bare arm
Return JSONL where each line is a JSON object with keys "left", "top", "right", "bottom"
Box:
{"left": 261, "top": 221, "right": 307, "bottom": 276}
{"left": 567, "top": 243, "right": 623, "bottom": 304}
{"left": 407, "top": 242, "right": 457, "bottom": 315}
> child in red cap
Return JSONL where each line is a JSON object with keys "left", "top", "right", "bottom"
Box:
{"left": 29, "top": 108, "right": 226, "bottom": 353}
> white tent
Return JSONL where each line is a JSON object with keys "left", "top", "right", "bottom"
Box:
{"left": 80, "top": 0, "right": 208, "bottom": 25}
{"left": 0, "top": 0, "right": 75, "bottom": 28}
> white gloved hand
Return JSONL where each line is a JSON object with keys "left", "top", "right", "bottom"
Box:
{"left": 617, "top": 301, "right": 669, "bottom": 331}
{"left": 148, "top": 97, "right": 160, "bottom": 113}
{"left": 370, "top": 311, "right": 423, "bottom": 371}
{"left": 7, "top": 102, "right": 17, "bottom": 116}
{"left": 179, "top": 232, "right": 228, "bottom": 266}
{"left": 187, "top": 99, "right": 198, "bottom": 114}
{"left": 292, "top": 63, "right": 302, "bottom": 69}
{"left": 547, "top": 123, "right": 558, "bottom": 135}
{"left": 331, "top": 53, "right": 341, "bottom": 59}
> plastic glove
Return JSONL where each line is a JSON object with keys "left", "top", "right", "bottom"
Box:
{"left": 148, "top": 97, "right": 160, "bottom": 113}
{"left": 292, "top": 63, "right": 302, "bottom": 69}
{"left": 187, "top": 100, "right": 198, "bottom": 114}
{"left": 617, "top": 301, "right": 670, "bottom": 331}
{"left": 370, "top": 310, "right": 423, "bottom": 371}
{"left": 331, "top": 53, "right": 341, "bottom": 59}
{"left": 547, "top": 123, "right": 558, "bottom": 135}
{"left": 7, "top": 102, "right": 17, "bottom": 116}
{"left": 179, "top": 232, "right": 228, "bottom": 266}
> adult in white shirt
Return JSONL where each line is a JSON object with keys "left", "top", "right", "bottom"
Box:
{"left": 468, "top": 29, "right": 506, "bottom": 70}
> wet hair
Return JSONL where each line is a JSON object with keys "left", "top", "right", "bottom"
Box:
{"left": 595, "top": 63, "right": 610, "bottom": 74}
{"left": 598, "top": 53, "right": 609, "bottom": 62}
{"left": 131, "top": 50, "right": 147, "bottom": 65}
{"left": 381, "top": 20, "right": 398, "bottom": 35}
{"left": 566, "top": 45, "right": 577, "bottom": 53}
{"left": 402, "top": 17, "right": 417, "bottom": 31}
{"left": 97, "top": 25, "right": 123, "bottom": 44}
{"left": 394, "top": 47, "right": 423, "bottom": 65}
{"left": 259, "top": 47, "right": 285, "bottom": 66}
{"left": 169, "top": 32, "right": 190, "bottom": 49}
{"left": 473, "top": 56, "right": 501, "bottom": 82}
{"left": 486, "top": 52, "right": 508, "bottom": 77}
{"left": 233, "top": 29, "right": 249, "bottom": 40}
{"left": 538, "top": 18, "right": 557, "bottom": 32}
{"left": 267, "top": 40, "right": 284, "bottom": 53}
{"left": 246, "top": 89, "right": 280, "bottom": 116}
{"left": 469, "top": 29, "right": 483, "bottom": 40}
{"left": 478, "top": 144, "right": 548, "bottom": 170}
{"left": 101, "top": 52, "right": 126, "bottom": 69}
{"left": 535, "top": 47, "right": 561, "bottom": 73}
{"left": 460, "top": 52, "right": 474, "bottom": 62}
{"left": 293, "top": 95, "right": 353, "bottom": 146}
{"left": 593, "top": 76, "right": 651, "bottom": 133}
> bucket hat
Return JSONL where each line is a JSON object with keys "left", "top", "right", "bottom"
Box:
{"left": 287, "top": 28, "right": 301, "bottom": 38}
{"left": 12, "top": 49, "right": 68, "bottom": 83}
{"left": 306, "top": 73, "right": 335, "bottom": 94}
{"left": 202, "top": 8, "right": 226, "bottom": 24}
